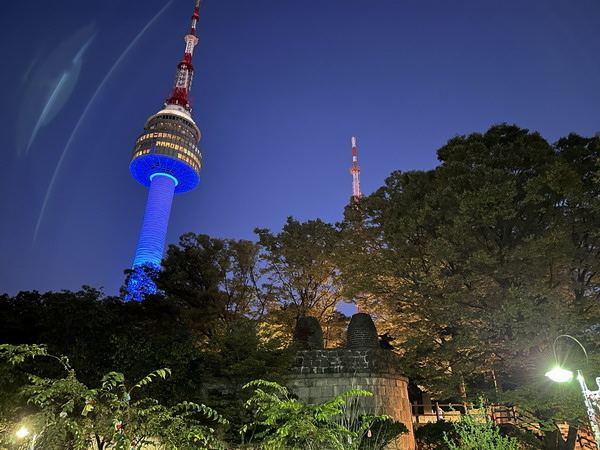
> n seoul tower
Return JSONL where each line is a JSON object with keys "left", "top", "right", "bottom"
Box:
{"left": 126, "top": 0, "right": 204, "bottom": 300}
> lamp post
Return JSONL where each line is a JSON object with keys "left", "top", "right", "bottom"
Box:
{"left": 14, "top": 427, "right": 38, "bottom": 450}
{"left": 545, "top": 335, "right": 600, "bottom": 448}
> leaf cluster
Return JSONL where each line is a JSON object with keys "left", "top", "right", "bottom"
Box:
{"left": 443, "top": 408, "right": 520, "bottom": 450}
{"left": 240, "top": 379, "right": 398, "bottom": 450}
{"left": 0, "top": 344, "right": 227, "bottom": 449}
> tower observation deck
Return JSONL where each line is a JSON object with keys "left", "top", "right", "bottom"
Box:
{"left": 126, "top": 0, "right": 203, "bottom": 301}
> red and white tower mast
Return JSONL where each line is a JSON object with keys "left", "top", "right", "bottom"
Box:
{"left": 349, "top": 136, "right": 365, "bottom": 314}
{"left": 166, "top": 0, "right": 202, "bottom": 110}
{"left": 350, "top": 136, "right": 362, "bottom": 203}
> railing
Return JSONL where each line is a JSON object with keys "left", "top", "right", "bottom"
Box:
{"left": 411, "top": 402, "right": 465, "bottom": 423}
{"left": 412, "top": 402, "right": 597, "bottom": 449}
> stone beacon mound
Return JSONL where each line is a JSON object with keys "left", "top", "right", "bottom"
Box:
{"left": 288, "top": 313, "right": 415, "bottom": 449}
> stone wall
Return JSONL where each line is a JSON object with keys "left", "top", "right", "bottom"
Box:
{"left": 288, "top": 348, "right": 415, "bottom": 449}
{"left": 291, "top": 348, "right": 406, "bottom": 376}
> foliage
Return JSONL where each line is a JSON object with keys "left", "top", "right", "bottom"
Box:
{"left": 357, "top": 416, "right": 408, "bottom": 449}
{"left": 0, "top": 344, "right": 226, "bottom": 449}
{"left": 0, "top": 344, "right": 407, "bottom": 450}
{"left": 159, "top": 233, "right": 264, "bottom": 335}
{"left": 240, "top": 379, "right": 395, "bottom": 450}
{"left": 0, "top": 287, "right": 299, "bottom": 446}
{"left": 122, "top": 264, "right": 160, "bottom": 302}
{"left": 0, "top": 288, "right": 206, "bottom": 407}
{"left": 255, "top": 217, "right": 348, "bottom": 344}
{"left": 496, "top": 423, "right": 544, "bottom": 449}
{"left": 443, "top": 408, "right": 520, "bottom": 449}
{"left": 340, "top": 125, "right": 600, "bottom": 436}
{"left": 199, "top": 316, "right": 295, "bottom": 445}
{"left": 414, "top": 420, "right": 456, "bottom": 449}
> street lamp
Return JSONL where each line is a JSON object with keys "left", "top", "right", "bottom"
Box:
{"left": 546, "top": 366, "right": 574, "bottom": 383}
{"left": 15, "top": 427, "right": 30, "bottom": 438}
{"left": 545, "top": 335, "right": 600, "bottom": 447}
{"left": 14, "top": 426, "right": 39, "bottom": 450}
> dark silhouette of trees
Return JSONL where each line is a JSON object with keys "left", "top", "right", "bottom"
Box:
{"left": 340, "top": 125, "right": 600, "bottom": 446}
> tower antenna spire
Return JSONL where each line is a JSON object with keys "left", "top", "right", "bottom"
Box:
{"left": 166, "top": 0, "right": 202, "bottom": 110}
{"left": 350, "top": 136, "right": 362, "bottom": 203}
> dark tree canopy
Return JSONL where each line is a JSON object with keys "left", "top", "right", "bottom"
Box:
{"left": 158, "top": 233, "right": 264, "bottom": 339}
{"left": 0, "top": 287, "right": 293, "bottom": 444}
{"left": 340, "top": 125, "right": 600, "bottom": 433}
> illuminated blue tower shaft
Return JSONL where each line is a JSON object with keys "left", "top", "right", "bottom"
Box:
{"left": 126, "top": 175, "right": 177, "bottom": 300}
{"left": 132, "top": 174, "right": 177, "bottom": 269}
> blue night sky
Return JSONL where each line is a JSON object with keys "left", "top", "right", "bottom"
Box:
{"left": 1, "top": 0, "right": 599, "bottom": 296}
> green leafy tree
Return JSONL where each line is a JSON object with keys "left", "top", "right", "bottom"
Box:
{"left": 357, "top": 417, "right": 409, "bottom": 450}
{"left": 0, "top": 289, "right": 206, "bottom": 407}
{"left": 0, "top": 287, "right": 298, "bottom": 445}
{"left": 255, "top": 217, "right": 347, "bottom": 343}
{"left": 240, "top": 380, "right": 399, "bottom": 450}
{"left": 0, "top": 344, "right": 226, "bottom": 449}
{"left": 199, "top": 316, "right": 295, "bottom": 445}
{"left": 158, "top": 233, "right": 264, "bottom": 338}
{"left": 414, "top": 420, "right": 456, "bottom": 449}
{"left": 443, "top": 408, "right": 520, "bottom": 449}
{"left": 340, "top": 124, "right": 600, "bottom": 444}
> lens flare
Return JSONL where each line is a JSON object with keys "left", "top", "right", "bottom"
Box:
{"left": 545, "top": 366, "right": 574, "bottom": 383}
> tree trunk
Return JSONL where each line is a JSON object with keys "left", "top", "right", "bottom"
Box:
{"left": 563, "top": 425, "right": 578, "bottom": 450}
{"left": 543, "top": 428, "right": 564, "bottom": 450}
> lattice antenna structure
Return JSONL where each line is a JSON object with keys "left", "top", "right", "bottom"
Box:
{"left": 350, "top": 136, "right": 362, "bottom": 203}
{"left": 126, "top": 0, "right": 204, "bottom": 300}
{"left": 166, "top": 0, "right": 202, "bottom": 110}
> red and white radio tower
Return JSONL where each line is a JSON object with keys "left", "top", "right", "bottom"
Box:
{"left": 350, "top": 136, "right": 362, "bottom": 203}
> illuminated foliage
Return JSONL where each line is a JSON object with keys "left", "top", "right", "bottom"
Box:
{"left": 124, "top": 264, "right": 160, "bottom": 301}
{"left": 255, "top": 217, "right": 347, "bottom": 343}
{"left": 443, "top": 408, "right": 520, "bottom": 450}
